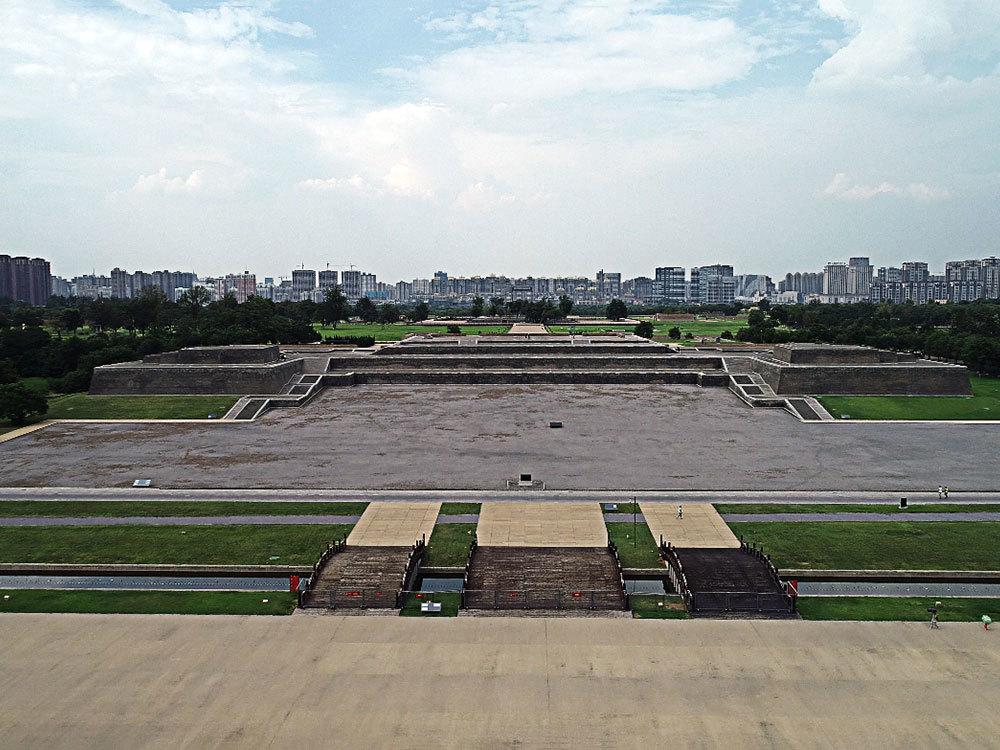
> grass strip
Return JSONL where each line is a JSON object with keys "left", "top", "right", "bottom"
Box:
{"left": 629, "top": 594, "right": 690, "bottom": 619}
{"left": 817, "top": 375, "right": 1000, "bottom": 421}
{"left": 423, "top": 523, "right": 477, "bottom": 567}
{"left": 797, "top": 597, "right": 999, "bottom": 622}
{"left": 313, "top": 324, "right": 510, "bottom": 342}
{"left": 714, "top": 503, "right": 1000, "bottom": 515}
{"left": 606, "top": 522, "right": 662, "bottom": 568}
{"left": 729, "top": 521, "right": 1000, "bottom": 571}
{"left": 45, "top": 394, "right": 240, "bottom": 420}
{"left": 438, "top": 502, "right": 481, "bottom": 515}
{"left": 0, "top": 590, "right": 297, "bottom": 615}
{"left": 0, "top": 500, "right": 369, "bottom": 518}
{"left": 601, "top": 501, "right": 641, "bottom": 515}
{"left": 398, "top": 592, "right": 462, "bottom": 617}
{"left": 0, "top": 524, "right": 353, "bottom": 565}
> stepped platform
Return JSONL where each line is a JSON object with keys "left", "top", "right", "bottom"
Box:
{"left": 673, "top": 547, "right": 795, "bottom": 617}
{"left": 463, "top": 546, "right": 627, "bottom": 611}
{"left": 644, "top": 503, "right": 739, "bottom": 549}
{"left": 300, "top": 546, "right": 414, "bottom": 609}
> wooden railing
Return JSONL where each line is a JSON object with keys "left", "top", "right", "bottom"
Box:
{"left": 298, "top": 536, "right": 347, "bottom": 607}
{"left": 607, "top": 540, "right": 630, "bottom": 610}
{"left": 658, "top": 537, "right": 692, "bottom": 612}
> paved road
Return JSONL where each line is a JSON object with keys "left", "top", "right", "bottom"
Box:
{"left": 0, "top": 575, "right": 289, "bottom": 590}
{"left": 0, "top": 515, "right": 362, "bottom": 527}
{"left": 5, "top": 487, "right": 1000, "bottom": 503}
{"left": 723, "top": 513, "right": 1000, "bottom": 522}
{"left": 2, "top": 615, "right": 998, "bottom": 748}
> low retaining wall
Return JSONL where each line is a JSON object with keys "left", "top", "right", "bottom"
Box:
{"left": 351, "top": 370, "right": 723, "bottom": 385}
{"left": 750, "top": 358, "right": 971, "bottom": 395}
{"left": 142, "top": 345, "right": 279, "bottom": 365}
{"left": 379, "top": 343, "right": 663, "bottom": 356}
{"left": 89, "top": 359, "right": 303, "bottom": 395}
{"left": 329, "top": 355, "right": 723, "bottom": 372}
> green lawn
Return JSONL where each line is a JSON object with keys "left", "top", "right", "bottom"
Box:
{"left": 0, "top": 524, "right": 353, "bottom": 565}
{"left": 45, "top": 394, "right": 239, "bottom": 420}
{"left": 314, "top": 323, "right": 510, "bottom": 341}
{"left": 714, "top": 503, "right": 1000, "bottom": 515}
{"left": 602, "top": 501, "right": 641, "bottom": 515}
{"left": 0, "top": 501, "right": 369, "bottom": 518}
{"left": 423, "top": 523, "right": 477, "bottom": 567}
{"left": 729, "top": 521, "right": 1000, "bottom": 570}
{"left": 629, "top": 594, "right": 690, "bottom": 619}
{"left": 398, "top": 592, "right": 462, "bottom": 617}
{"left": 0, "top": 589, "right": 297, "bottom": 615}
{"left": 606, "top": 522, "right": 662, "bottom": 568}
{"left": 439, "top": 502, "right": 481, "bottom": 515}
{"left": 818, "top": 375, "right": 1000, "bottom": 420}
{"left": 797, "top": 597, "right": 999, "bottom": 622}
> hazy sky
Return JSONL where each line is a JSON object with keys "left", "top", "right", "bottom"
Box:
{"left": 2, "top": 0, "right": 999, "bottom": 282}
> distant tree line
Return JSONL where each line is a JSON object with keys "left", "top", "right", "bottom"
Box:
{"left": 737, "top": 299, "right": 1000, "bottom": 376}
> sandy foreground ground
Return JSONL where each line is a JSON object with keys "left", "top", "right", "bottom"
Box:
{"left": 1, "top": 613, "right": 997, "bottom": 748}
{"left": 2, "top": 385, "right": 998, "bottom": 490}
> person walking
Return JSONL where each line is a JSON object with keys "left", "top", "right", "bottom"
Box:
{"left": 944, "top": 486, "right": 949, "bottom": 498}
{"left": 937, "top": 485, "right": 944, "bottom": 500}
{"left": 677, "top": 505, "right": 683, "bottom": 520}
{"left": 930, "top": 609, "right": 940, "bottom": 629}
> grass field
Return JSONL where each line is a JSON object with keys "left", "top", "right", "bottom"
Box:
{"left": 548, "top": 318, "right": 747, "bottom": 339}
{"left": 629, "top": 594, "right": 690, "bottom": 619}
{"left": 0, "top": 501, "right": 369, "bottom": 518}
{"left": 438, "top": 502, "right": 481, "bottom": 515}
{"left": 0, "top": 590, "right": 298, "bottom": 615}
{"left": 313, "top": 323, "right": 509, "bottom": 341}
{"left": 729, "top": 521, "right": 1000, "bottom": 570}
{"left": 818, "top": 375, "right": 1000, "bottom": 420}
{"left": 45, "top": 394, "right": 239, "bottom": 420}
{"left": 398, "top": 591, "right": 462, "bottom": 617}
{"left": 602, "top": 501, "right": 641, "bottom": 515}
{"left": 606, "top": 522, "right": 662, "bottom": 568}
{"left": 423, "top": 523, "right": 477, "bottom": 567}
{"left": 0, "top": 524, "right": 353, "bottom": 565}
{"left": 714, "top": 503, "right": 1000, "bottom": 515}
{"left": 797, "top": 597, "right": 998, "bottom": 622}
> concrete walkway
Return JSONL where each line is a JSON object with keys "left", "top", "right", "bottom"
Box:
{"left": 506, "top": 323, "right": 549, "bottom": 335}
{"left": 0, "top": 515, "right": 362, "bottom": 527}
{"left": 346, "top": 501, "right": 440, "bottom": 546}
{"left": 723, "top": 513, "right": 1000, "bottom": 522}
{"left": 477, "top": 501, "right": 607, "bottom": 546}
{"left": 643, "top": 502, "right": 740, "bottom": 548}
{"left": 2, "top": 615, "right": 999, "bottom": 748}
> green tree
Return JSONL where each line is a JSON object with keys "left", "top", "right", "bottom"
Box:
{"left": 0, "top": 382, "right": 48, "bottom": 425}
{"left": 606, "top": 299, "right": 628, "bottom": 320}
{"left": 377, "top": 304, "right": 401, "bottom": 325}
{"left": 60, "top": 308, "right": 84, "bottom": 335}
{"left": 634, "top": 321, "right": 654, "bottom": 339}
{"left": 354, "top": 296, "right": 377, "bottom": 323}
{"left": 668, "top": 326, "right": 682, "bottom": 339}
{"left": 411, "top": 301, "right": 430, "bottom": 322}
{"left": 470, "top": 296, "right": 485, "bottom": 318}
{"left": 177, "top": 286, "right": 212, "bottom": 317}
{"left": 558, "top": 295, "right": 574, "bottom": 317}
{"left": 319, "top": 286, "right": 351, "bottom": 328}
{"left": 488, "top": 297, "right": 506, "bottom": 316}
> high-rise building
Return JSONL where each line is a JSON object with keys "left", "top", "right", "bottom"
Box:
{"left": 653, "top": 267, "right": 686, "bottom": 304}
{"left": 901, "top": 262, "right": 929, "bottom": 283}
{"left": 341, "top": 270, "right": 362, "bottom": 301}
{"left": 0, "top": 255, "right": 52, "bottom": 305}
{"left": 361, "top": 272, "right": 378, "bottom": 298}
{"left": 690, "top": 265, "right": 734, "bottom": 304}
{"left": 318, "top": 270, "right": 338, "bottom": 290}
{"left": 823, "top": 262, "right": 848, "bottom": 296}
{"left": 291, "top": 269, "right": 316, "bottom": 301}
{"left": 847, "top": 257, "right": 873, "bottom": 298}
{"left": 214, "top": 271, "right": 256, "bottom": 303}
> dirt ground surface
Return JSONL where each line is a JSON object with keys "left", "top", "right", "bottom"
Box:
{"left": 1, "top": 385, "right": 997, "bottom": 490}
{"left": 1, "top": 614, "right": 998, "bottom": 748}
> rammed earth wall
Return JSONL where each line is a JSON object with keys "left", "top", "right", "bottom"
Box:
{"left": 89, "top": 359, "right": 303, "bottom": 395}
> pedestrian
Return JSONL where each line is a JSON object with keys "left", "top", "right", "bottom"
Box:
{"left": 944, "top": 486, "right": 949, "bottom": 498}
{"left": 937, "top": 485, "right": 944, "bottom": 500}
{"left": 930, "top": 609, "right": 939, "bottom": 629}
{"left": 677, "top": 504, "right": 683, "bottom": 520}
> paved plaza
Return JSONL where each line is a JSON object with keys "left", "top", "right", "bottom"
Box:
{"left": 644, "top": 502, "right": 741, "bottom": 548}
{"left": 346, "top": 501, "right": 440, "bottom": 546}
{"left": 476, "top": 501, "right": 607, "bottom": 546}
{"left": 1, "top": 614, "right": 998, "bottom": 748}
{"left": 1, "top": 385, "right": 998, "bottom": 491}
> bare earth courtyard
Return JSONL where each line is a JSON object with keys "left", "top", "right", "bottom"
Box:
{"left": 1, "top": 385, "right": 997, "bottom": 490}
{"left": 1, "top": 614, "right": 998, "bottom": 748}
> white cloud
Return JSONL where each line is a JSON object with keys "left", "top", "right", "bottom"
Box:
{"left": 823, "top": 173, "right": 950, "bottom": 201}
{"left": 133, "top": 168, "right": 204, "bottom": 194}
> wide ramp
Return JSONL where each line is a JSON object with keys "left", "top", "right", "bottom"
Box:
{"left": 346, "top": 501, "right": 440, "bottom": 546}
{"left": 476, "top": 501, "right": 607, "bottom": 547}
{"left": 643, "top": 502, "right": 739, "bottom": 548}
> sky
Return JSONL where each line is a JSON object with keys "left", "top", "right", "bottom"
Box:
{"left": 1, "top": 0, "right": 999, "bottom": 282}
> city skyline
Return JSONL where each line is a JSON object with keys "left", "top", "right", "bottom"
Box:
{"left": 2, "top": 1, "right": 999, "bottom": 279}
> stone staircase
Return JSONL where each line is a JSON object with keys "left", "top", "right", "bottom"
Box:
{"left": 671, "top": 547, "right": 797, "bottom": 618}
{"left": 463, "top": 547, "right": 627, "bottom": 611}
{"left": 300, "top": 546, "right": 415, "bottom": 609}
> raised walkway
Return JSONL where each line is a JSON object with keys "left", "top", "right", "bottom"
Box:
{"left": 346, "top": 501, "right": 440, "bottom": 546}
{"left": 643, "top": 502, "right": 740, "bottom": 547}
{"left": 476, "top": 501, "right": 607, "bottom": 546}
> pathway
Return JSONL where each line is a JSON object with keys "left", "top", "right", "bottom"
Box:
{"left": 643, "top": 502, "right": 740, "bottom": 548}
{"left": 346, "top": 501, "right": 440, "bottom": 546}
{"left": 0, "top": 515, "right": 362, "bottom": 527}
{"left": 722, "top": 513, "right": 1000, "bottom": 522}
{"left": 476, "top": 501, "right": 606, "bottom": 547}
